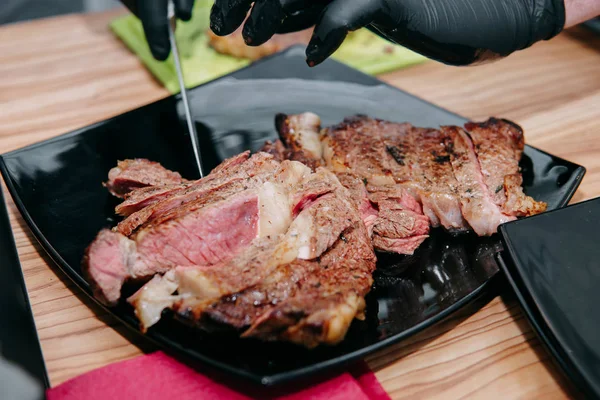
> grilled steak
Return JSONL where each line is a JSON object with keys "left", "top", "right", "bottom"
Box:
{"left": 85, "top": 155, "right": 312, "bottom": 306}
{"left": 115, "top": 152, "right": 280, "bottom": 236}
{"left": 263, "top": 112, "right": 546, "bottom": 241}
{"left": 83, "top": 111, "right": 547, "bottom": 348}
{"left": 269, "top": 113, "right": 432, "bottom": 254}
{"left": 125, "top": 167, "right": 376, "bottom": 347}
{"left": 104, "top": 159, "right": 186, "bottom": 198}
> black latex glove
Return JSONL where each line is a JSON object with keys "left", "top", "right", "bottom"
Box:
{"left": 209, "top": 0, "right": 565, "bottom": 67}
{"left": 120, "top": 0, "right": 195, "bottom": 61}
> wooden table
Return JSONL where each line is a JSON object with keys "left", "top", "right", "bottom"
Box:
{"left": 2, "top": 9, "right": 600, "bottom": 399}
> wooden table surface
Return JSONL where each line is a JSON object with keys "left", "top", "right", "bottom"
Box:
{"left": 2, "top": 9, "right": 600, "bottom": 399}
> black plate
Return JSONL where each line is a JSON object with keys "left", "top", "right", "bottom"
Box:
{"left": 498, "top": 197, "right": 600, "bottom": 399}
{"left": 0, "top": 46, "right": 585, "bottom": 385}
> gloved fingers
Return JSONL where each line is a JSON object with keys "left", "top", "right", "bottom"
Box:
{"left": 242, "top": 0, "right": 288, "bottom": 46}
{"left": 210, "top": 0, "right": 254, "bottom": 36}
{"left": 306, "top": 0, "right": 380, "bottom": 66}
{"left": 276, "top": 4, "right": 328, "bottom": 34}
{"left": 243, "top": 0, "right": 326, "bottom": 46}
{"left": 174, "top": 0, "right": 195, "bottom": 21}
{"left": 138, "top": 0, "right": 171, "bottom": 61}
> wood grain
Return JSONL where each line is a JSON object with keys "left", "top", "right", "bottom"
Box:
{"left": 1, "top": 9, "right": 599, "bottom": 398}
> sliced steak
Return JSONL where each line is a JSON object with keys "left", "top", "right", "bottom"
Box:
{"left": 272, "top": 113, "right": 430, "bottom": 254}
{"left": 115, "top": 152, "right": 280, "bottom": 236}
{"left": 115, "top": 184, "right": 190, "bottom": 217}
{"left": 85, "top": 159, "right": 311, "bottom": 306}
{"left": 104, "top": 159, "right": 186, "bottom": 198}
{"left": 83, "top": 191, "right": 261, "bottom": 306}
{"left": 442, "top": 125, "right": 515, "bottom": 236}
{"left": 400, "top": 128, "right": 469, "bottom": 231}
{"left": 169, "top": 170, "right": 356, "bottom": 309}
{"left": 114, "top": 152, "right": 252, "bottom": 216}
{"left": 335, "top": 173, "right": 378, "bottom": 236}
{"left": 367, "top": 185, "right": 430, "bottom": 254}
{"left": 128, "top": 168, "right": 376, "bottom": 347}
{"left": 321, "top": 115, "right": 402, "bottom": 186}
{"left": 464, "top": 118, "right": 547, "bottom": 217}
{"left": 269, "top": 112, "right": 546, "bottom": 239}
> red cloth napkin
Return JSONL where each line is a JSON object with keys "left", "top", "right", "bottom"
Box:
{"left": 46, "top": 351, "right": 390, "bottom": 400}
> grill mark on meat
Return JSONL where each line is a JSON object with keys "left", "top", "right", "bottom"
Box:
{"left": 386, "top": 145, "right": 405, "bottom": 165}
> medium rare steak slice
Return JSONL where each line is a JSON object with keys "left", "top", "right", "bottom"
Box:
{"left": 335, "top": 173, "right": 378, "bottom": 236}
{"left": 104, "top": 159, "right": 186, "bottom": 198}
{"left": 128, "top": 168, "right": 376, "bottom": 347}
{"left": 115, "top": 152, "right": 280, "bottom": 236}
{"left": 463, "top": 118, "right": 547, "bottom": 217}
{"left": 115, "top": 184, "right": 190, "bottom": 217}
{"left": 85, "top": 158, "right": 312, "bottom": 306}
{"left": 442, "top": 126, "right": 515, "bottom": 236}
{"left": 83, "top": 191, "right": 261, "bottom": 306}
{"left": 367, "top": 185, "right": 430, "bottom": 254}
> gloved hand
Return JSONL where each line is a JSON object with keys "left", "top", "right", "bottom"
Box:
{"left": 120, "top": 0, "right": 195, "bottom": 61}
{"left": 209, "top": 0, "right": 566, "bottom": 67}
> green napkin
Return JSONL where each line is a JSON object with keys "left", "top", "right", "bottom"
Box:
{"left": 110, "top": 0, "right": 426, "bottom": 94}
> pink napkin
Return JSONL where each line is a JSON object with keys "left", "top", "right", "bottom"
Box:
{"left": 46, "top": 351, "right": 390, "bottom": 400}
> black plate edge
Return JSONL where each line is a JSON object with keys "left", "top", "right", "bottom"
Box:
{"left": 497, "top": 196, "right": 600, "bottom": 400}
{"left": 496, "top": 252, "right": 595, "bottom": 399}
{"left": 0, "top": 46, "right": 588, "bottom": 386}
{"left": 0, "top": 184, "right": 50, "bottom": 389}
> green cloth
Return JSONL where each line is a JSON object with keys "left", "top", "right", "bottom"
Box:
{"left": 110, "top": 0, "right": 426, "bottom": 94}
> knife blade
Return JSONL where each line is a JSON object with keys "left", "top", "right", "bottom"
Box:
{"left": 167, "top": 0, "right": 205, "bottom": 178}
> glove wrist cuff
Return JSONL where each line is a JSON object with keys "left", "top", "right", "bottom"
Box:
{"left": 533, "top": 0, "right": 566, "bottom": 44}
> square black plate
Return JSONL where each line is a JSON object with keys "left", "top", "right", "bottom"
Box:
{"left": 0, "top": 46, "right": 586, "bottom": 385}
{"left": 498, "top": 197, "right": 600, "bottom": 399}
